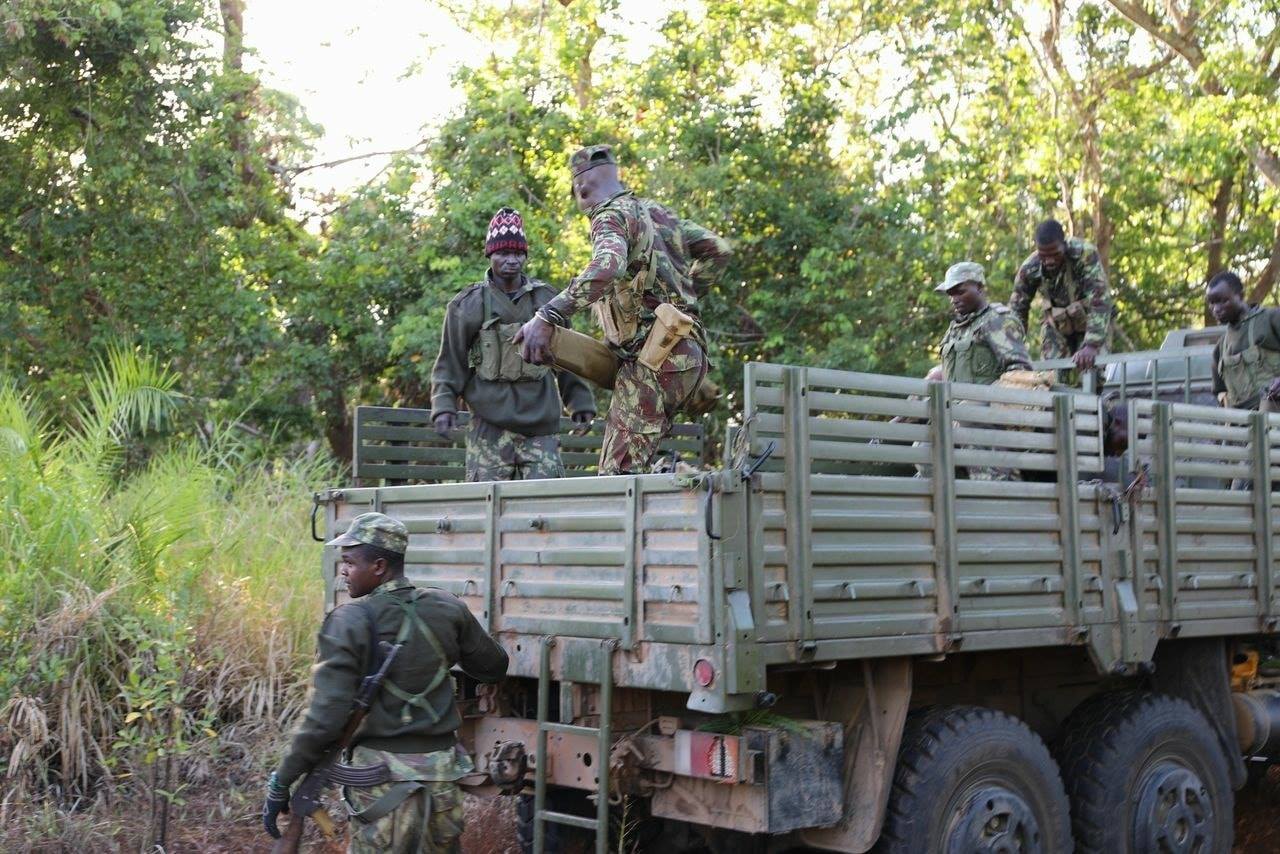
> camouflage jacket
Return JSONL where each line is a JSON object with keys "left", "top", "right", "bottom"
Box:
{"left": 940, "top": 302, "right": 1032, "bottom": 385}
{"left": 274, "top": 578, "right": 508, "bottom": 788}
{"left": 541, "top": 191, "right": 731, "bottom": 353}
{"left": 1009, "top": 238, "right": 1113, "bottom": 348}
{"left": 430, "top": 273, "right": 596, "bottom": 436}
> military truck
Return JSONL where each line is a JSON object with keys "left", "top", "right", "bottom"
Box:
{"left": 314, "top": 339, "right": 1280, "bottom": 854}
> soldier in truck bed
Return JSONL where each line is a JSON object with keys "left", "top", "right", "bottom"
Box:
{"left": 430, "top": 207, "right": 596, "bottom": 481}
{"left": 1010, "top": 218, "right": 1114, "bottom": 374}
{"left": 514, "top": 144, "right": 731, "bottom": 475}
{"left": 1207, "top": 270, "right": 1280, "bottom": 412}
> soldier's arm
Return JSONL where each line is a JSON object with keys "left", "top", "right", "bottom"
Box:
{"left": 1009, "top": 264, "right": 1035, "bottom": 333}
{"left": 452, "top": 598, "right": 509, "bottom": 683}
{"left": 273, "top": 607, "right": 365, "bottom": 787}
{"left": 681, "top": 219, "right": 732, "bottom": 296}
{"left": 557, "top": 369, "right": 597, "bottom": 416}
{"left": 541, "top": 209, "right": 629, "bottom": 321}
{"left": 989, "top": 311, "right": 1033, "bottom": 373}
{"left": 430, "top": 296, "right": 473, "bottom": 416}
{"left": 1075, "top": 246, "right": 1113, "bottom": 348}
{"left": 1211, "top": 339, "right": 1226, "bottom": 400}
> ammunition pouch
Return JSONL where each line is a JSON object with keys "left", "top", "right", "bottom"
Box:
{"left": 470, "top": 319, "right": 549, "bottom": 382}
{"left": 594, "top": 200, "right": 660, "bottom": 346}
{"left": 638, "top": 303, "right": 696, "bottom": 371}
{"left": 1044, "top": 300, "right": 1088, "bottom": 336}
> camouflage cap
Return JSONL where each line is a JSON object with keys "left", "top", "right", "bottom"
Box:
{"left": 326, "top": 512, "right": 408, "bottom": 555}
{"left": 569, "top": 144, "right": 616, "bottom": 178}
{"left": 935, "top": 261, "right": 987, "bottom": 293}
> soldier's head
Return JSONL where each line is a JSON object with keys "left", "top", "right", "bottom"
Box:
{"left": 485, "top": 207, "right": 529, "bottom": 281}
{"left": 1206, "top": 271, "right": 1247, "bottom": 326}
{"left": 936, "top": 261, "right": 988, "bottom": 317}
{"left": 1102, "top": 396, "right": 1130, "bottom": 458}
{"left": 1034, "top": 219, "right": 1068, "bottom": 273}
{"left": 569, "top": 144, "right": 623, "bottom": 213}
{"left": 326, "top": 512, "right": 408, "bottom": 598}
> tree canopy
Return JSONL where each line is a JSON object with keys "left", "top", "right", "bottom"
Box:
{"left": 3, "top": 0, "right": 1278, "bottom": 458}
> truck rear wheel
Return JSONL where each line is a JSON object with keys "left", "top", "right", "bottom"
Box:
{"left": 1054, "top": 691, "right": 1233, "bottom": 853}
{"left": 876, "top": 705, "right": 1071, "bottom": 853}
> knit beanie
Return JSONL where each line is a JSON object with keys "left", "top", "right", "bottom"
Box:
{"left": 484, "top": 207, "right": 528, "bottom": 256}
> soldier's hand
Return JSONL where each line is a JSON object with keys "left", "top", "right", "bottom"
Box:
{"left": 1072, "top": 343, "right": 1099, "bottom": 372}
{"left": 262, "top": 773, "right": 290, "bottom": 839}
{"left": 571, "top": 411, "right": 594, "bottom": 436}
{"left": 1267, "top": 378, "right": 1280, "bottom": 402}
{"left": 515, "top": 315, "right": 555, "bottom": 365}
{"left": 433, "top": 412, "right": 456, "bottom": 439}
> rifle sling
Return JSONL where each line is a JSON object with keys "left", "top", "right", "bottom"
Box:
{"left": 344, "top": 779, "right": 427, "bottom": 825}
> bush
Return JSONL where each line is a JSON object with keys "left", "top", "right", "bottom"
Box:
{"left": 0, "top": 349, "right": 333, "bottom": 846}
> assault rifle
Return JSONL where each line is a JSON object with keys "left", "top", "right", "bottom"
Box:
{"left": 271, "top": 641, "right": 403, "bottom": 854}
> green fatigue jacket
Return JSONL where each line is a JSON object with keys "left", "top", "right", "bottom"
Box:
{"left": 431, "top": 273, "right": 596, "bottom": 436}
{"left": 940, "top": 302, "right": 1033, "bottom": 384}
{"left": 1212, "top": 305, "right": 1280, "bottom": 410}
{"left": 1009, "top": 238, "right": 1113, "bottom": 350}
{"left": 539, "top": 191, "right": 731, "bottom": 355}
{"left": 273, "top": 578, "right": 509, "bottom": 789}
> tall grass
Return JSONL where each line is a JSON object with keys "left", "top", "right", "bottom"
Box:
{"left": 0, "top": 349, "right": 335, "bottom": 843}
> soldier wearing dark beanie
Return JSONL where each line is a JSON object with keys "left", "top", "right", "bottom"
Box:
{"left": 428, "top": 207, "right": 595, "bottom": 481}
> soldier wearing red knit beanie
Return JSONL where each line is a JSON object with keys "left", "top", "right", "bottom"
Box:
{"left": 429, "top": 207, "right": 595, "bottom": 481}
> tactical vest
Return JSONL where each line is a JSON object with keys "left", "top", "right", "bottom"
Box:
{"left": 941, "top": 305, "right": 1003, "bottom": 385}
{"left": 1219, "top": 308, "right": 1280, "bottom": 408}
{"left": 468, "top": 285, "right": 550, "bottom": 382}
{"left": 593, "top": 198, "right": 660, "bottom": 347}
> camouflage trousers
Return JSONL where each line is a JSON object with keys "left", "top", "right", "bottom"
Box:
{"left": 465, "top": 416, "right": 564, "bottom": 482}
{"left": 344, "top": 746, "right": 468, "bottom": 854}
{"left": 1040, "top": 322, "right": 1112, "bottom": 387}
{"left": 599, "top": 338, "right": 707, "bottom": 476}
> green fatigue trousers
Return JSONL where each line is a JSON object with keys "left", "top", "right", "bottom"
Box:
{"left": 599, "top": 338, "right": 707, "bottom": 476}
{"left": 465, "top": 416, "right": 564, "bottom": 482}
{"left": 344, "top": 746, "right": 469, "bottom": 854}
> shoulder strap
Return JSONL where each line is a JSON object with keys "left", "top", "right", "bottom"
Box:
{"left": 351, "top": 600, "right": 383, "bottom": 678}
{"left": 480, "top": 285, "right": 502, "bottom": 330}
{"left": 377, "top": 588, "right": 452, "bottom": 726}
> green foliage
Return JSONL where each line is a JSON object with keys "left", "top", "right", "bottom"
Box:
{"left": 0, "top": 348, "right": 330, "bottom": 822}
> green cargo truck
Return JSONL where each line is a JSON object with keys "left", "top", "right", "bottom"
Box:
{"left": 314, "top": 340, "right": 1280, "bottom": 854}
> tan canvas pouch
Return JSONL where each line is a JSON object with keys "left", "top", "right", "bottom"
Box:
{"left": 638, "top": 303, "right": 695, "bottom": 371}
{"left": 497, "top": 321, "right": 549, "bottom": 381}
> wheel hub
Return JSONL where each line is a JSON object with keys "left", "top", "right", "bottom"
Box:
{"left": 1133, "top": 762, "right": 1214, "bottom": 854}
{"left": 947, "top": 786, "right": 1043, "bottom": 854}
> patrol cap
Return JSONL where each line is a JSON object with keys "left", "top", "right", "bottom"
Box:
{"left": 326, "top": 512, "right": 408, "bottom": 555}
{"left": 569, "top": 144, "right": 616, "bottom": 178}
{"left": 935, "top": 261, "right": 987, "bottom": 293}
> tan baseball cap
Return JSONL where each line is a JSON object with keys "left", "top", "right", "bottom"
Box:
{"left": 935, "top": 261, "right": 987, "bottom": 293}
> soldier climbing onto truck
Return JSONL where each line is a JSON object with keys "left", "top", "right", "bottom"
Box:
{"left": 1010, "top": 218, "right": 1114, "bottom": 374}
{"left": 429, "top": 207, "right": 596, "bottom": 481}
{"left": 514, "top": 144, "right": 731, "bottom": 475}
{"left": 1207, "top": 269, "right": 1280, "bottom": 413}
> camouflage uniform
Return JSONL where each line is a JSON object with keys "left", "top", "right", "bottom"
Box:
{"left": 937, "top": 262, "right": 1033, "bottom": 482}
{"left": 464, "top": 416, "right": 563, "bottom": 481}
{"left": 274, "top": 513, "right": 509, "bottom": 854}
{"left": 1009, "top": 237, "right": 1113, "bottom": 361}
{"left": 430, "top": 273, "right": 595, "bottom": 482}
{"left": 538, "top": 145, "right": 731, "bottom": 475}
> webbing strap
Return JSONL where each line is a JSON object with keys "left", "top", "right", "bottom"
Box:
{"left": 344, "top": 779, "right": 424, "bottom": 824}
{"left": 378, "top": 590, "right": 451, "bottom": 725}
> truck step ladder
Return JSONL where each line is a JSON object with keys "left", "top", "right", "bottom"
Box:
{"left": 533, "top": 637, "right": 615, "bottom": 854}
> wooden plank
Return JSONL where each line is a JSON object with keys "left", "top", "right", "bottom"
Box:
{"left": 359, "top": 463, "right": 465, "bottom": 481}
{"left": 1154, "top": 403, "right": 1177, "bottom": 622}
{"left": 784, "top": 367, "right": 814, "bottom": 645}
{"left": 1055, "top": 395, "right": 1082, "bottom": 626}
{"left": 1260, "top": 412, "right": 1278, "bottom": 622}
{"left": 362, "top": 445, "right": 467, "bottom": 463}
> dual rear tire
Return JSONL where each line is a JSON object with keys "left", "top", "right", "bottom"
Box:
{"left": 876, "top": 694, "right": 1233, "bottom": 853}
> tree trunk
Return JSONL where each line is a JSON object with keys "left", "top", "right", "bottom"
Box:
{"left": 1248, "top": 222, "right": 1280, "bottom": 306}
{"left": 218, "top": 0, "right": 255, "bottom": 187}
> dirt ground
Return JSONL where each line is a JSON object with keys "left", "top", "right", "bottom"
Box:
{"left": 58, "top": 771, "right": 1280, "bottom": 853}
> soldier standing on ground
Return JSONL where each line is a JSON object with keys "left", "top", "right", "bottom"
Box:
{"left": 263, "top": 513, "right": 508, "bottom": 852}
{"left": 430, "top": 207, "right": 596, "bottom": 481}
{"left": 937, "top": 261, "right": 1033, "bottom": 481}
{"left": 1207, "top": 270, "right": 1280, "bottom": 412}
{"left": 1010, "top": 218, "right": 1114, "bottom": 374}
{"left": 514, "top": 145, "right": 731, "bottom": 475}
